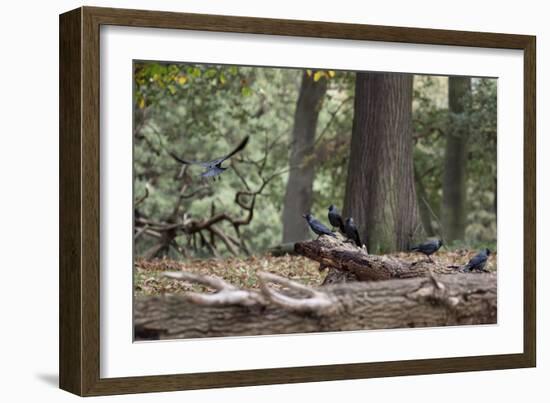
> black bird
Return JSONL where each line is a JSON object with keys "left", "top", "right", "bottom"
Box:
{"left": 464, "top": 248, "right": 492, "bottom": 272}
{"left": 168, "top": 136, "right": 249, "bottom": 180}
{"left": 410, "top": 239, "right": 443, "bottom": 262}
{"left": 303, "top": 213, "right": 336, "bottom": 238}
{"left": 328, "top": 205, "right": 345, "bottom": 233}
{"left": 343, "top": 217, "right": 362, "bottom": 247}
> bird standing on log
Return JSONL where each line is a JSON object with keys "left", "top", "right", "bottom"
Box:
{"left": 303, "top": 214, "right": 336, "bottom": 238}
{"left": 463, "top": 248, "right": 491, "bottom": 272}
{"left": 328, "top": 205, "right": 345, "bottom": 233}
{"left": 344, "top": 217, "right": 362, "bottom": 247}
{"left": 409, "top": 239, "right": 443, "bottom": 262}
{"left": 168, "top": 136, "right": 249, "bottom": 180}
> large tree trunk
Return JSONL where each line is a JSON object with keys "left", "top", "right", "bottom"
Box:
{"left": 344, "top": 73, "right": 422, "bottom": 254}
{"left": 441, "top": 77, "right": 471, "bottom": 242}
{"left": 135, "top": 273, "right": 496, "bottom": 340}
{"left": 282, "top": 72, "right": 328, "bottom": 243}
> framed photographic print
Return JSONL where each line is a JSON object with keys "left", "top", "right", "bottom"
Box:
{"left": 59, "top": 6, "right": 536, "bottom": 396}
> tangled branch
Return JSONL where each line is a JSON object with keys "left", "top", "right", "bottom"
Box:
{"left": 162, "top": 271, "right": 341, "bottom": 316}
{"left": 134, "top": 131, "right": 286, "bottom": 259}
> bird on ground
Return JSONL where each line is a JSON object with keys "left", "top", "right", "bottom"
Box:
{"left": 168, "top": 136, "right": 249, "bottom": 180}
{"left": 409, "top": 239, "right": 443, "bottom": 262}
{"left": 327, "top": 205, "right": 345, "bottom": 233}
{"left": 463, "top": 248, "right": 492, "bottom": 272}
{"left": 303, "top": 213, "right": 336, "bottom": 238}
{"left": 343, "top": 217, "right": 362, "bottom": 247}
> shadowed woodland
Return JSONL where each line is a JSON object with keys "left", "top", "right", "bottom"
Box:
{"left": 133, "top": 62, "right": 497, "bottom": 340}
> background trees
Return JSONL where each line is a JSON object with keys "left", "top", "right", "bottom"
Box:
{"left": 133, "top": 62, "right": 497, "bottom": 259}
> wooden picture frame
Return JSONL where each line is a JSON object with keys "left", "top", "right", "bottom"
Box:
{"left": 59, "top": 6, "right": 536, "bottom": 396}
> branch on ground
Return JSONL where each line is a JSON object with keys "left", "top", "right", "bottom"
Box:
{"left": 295, "top": 235, "right": 473, "bottom": 282}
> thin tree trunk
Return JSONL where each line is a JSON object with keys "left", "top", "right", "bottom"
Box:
{"left": 135, "top": 273, "right": 496, "bottom": 340}
{"left": 415, "top": 166, "right": 435, "bottom": 237}
{"left": 344, "top": 73, "right": 422, "bottom": 253}
{"left": 442, "top": 77, "right": 471, "bottom": 242}
{"left": 282, "top": 72, "right": 327, "bottom": 243}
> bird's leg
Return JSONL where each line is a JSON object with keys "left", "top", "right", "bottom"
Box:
{"left": 428, "top": 255, "right": 434, "bottom": 264}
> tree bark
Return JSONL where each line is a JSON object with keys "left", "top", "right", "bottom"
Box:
{"left": 441, "top": 77, "right": 471, "bottom": 242}
{"left": 282, "top": 72, "right": 328, "bottom": 243}
{"left": 295, "top": 236, "right": 459, "bottom": 282}
{"left": 344, "top": 73, "right": 422, "bottom": 254}
{"left": 414, "top": 165, "right": 436, "bottom": 237}
{"left": 135, "top": 273, "right": 496, "bottom": 340}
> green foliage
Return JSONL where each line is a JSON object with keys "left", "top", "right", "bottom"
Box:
{"left": 134, "top": 62, "right": 496, "bottom": 259}
{"left": 134, "top": 62, "right": 299, "bottom": 257}
{"left": 413, "top": 76, "right": 497, "bottom": 244}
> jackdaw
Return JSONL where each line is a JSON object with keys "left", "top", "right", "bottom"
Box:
{"left": 168, "top": 136, "right": 249, "bottom": 180}
{"left": 344, "top": 217, "right": 362, "bottom": 247}
{"left": 303, "top": 213, "right": 336, "bottom": 238}
{"left": 410, "top": 239, "right": 443, "bottom": 262}
{"left": 328, "top": 205, "right": 345, "bottom": 233}
{"left": 464, "top": 248, "right": 492, "bottom": 272}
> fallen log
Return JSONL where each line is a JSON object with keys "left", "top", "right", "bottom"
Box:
{"left": 295, "top": 236, "right": 466, "bottom": 282}
{"left": 134, "top": 271, "right": 496, "bottom": 340}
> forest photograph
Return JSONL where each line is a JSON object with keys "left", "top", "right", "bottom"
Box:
{"left": 133, "top": 61, "right": 497, "bottom": 341}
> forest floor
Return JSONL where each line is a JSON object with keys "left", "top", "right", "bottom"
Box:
{"left": 134, "top": 249, "right": 497, "bottom": 297}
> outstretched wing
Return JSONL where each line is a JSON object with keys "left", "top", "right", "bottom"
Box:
{"left": 167, "top": 151, "right": 201, "bottom": 166}
{"left": 168, "top": 136, "right": 249, "bottom": 168}
{"left": 217, "top": 136, "right": 250, "bottom": 163}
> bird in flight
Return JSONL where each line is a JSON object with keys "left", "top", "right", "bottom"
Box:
{"left": 168, "top": 136, "right": 250, "bottom": 180}
{"left": 327, "top": 205, "right": 345, "bottom": 233}
{"left": 343, "top": 217, "right": 362, "bottom": 247}
{"left": 303, "top": 213, "right": 336, "bottom": 239}
{"left": 463, "top": 248, "right": 491, "bottom": 272}
{"left": 409, "top": 239, "right": 443, "bottom": 263}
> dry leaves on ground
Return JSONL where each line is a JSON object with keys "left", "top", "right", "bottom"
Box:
{"left": 134, "top": 249, "right": 496, "bottom": 297}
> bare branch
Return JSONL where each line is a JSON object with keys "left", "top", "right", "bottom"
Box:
{"left": 134, "top": 225, "right": 149, "bottom": 240}
{"left": 210, "top": 225, "right": 239, "bottom": 256}
{"left": 163, "top": 272, "right": 263, "bottom": 307}
{"left": 134, "top": 186, "right": 149, "bottom": 207}
{"left": 313, "top": 96, "right": 352, "bottom": 148}
{"left": 258, "top": 271, "right": 339, "bottom": 315}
